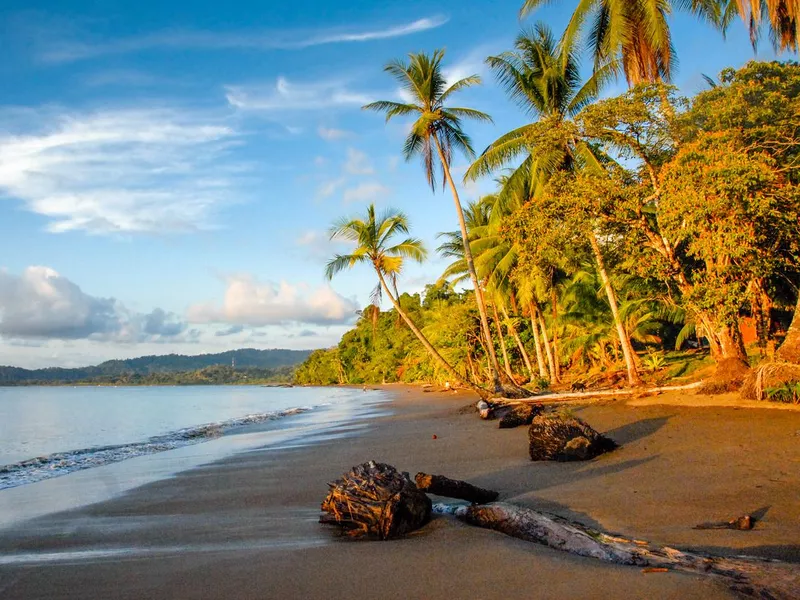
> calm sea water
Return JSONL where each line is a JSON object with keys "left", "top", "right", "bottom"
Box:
{"left": 0, "top": 385, "right": 382, "bottom": 490}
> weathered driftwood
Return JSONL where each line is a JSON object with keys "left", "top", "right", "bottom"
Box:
{"left": 476, "top": 400, "right": 493, "bottom": 419}
{"left": 320, "top": 461, "right": 431, "bottom": 539}
{"left": 498, "top": 403, "right": 542, "bottom": 429}
{"left": 415, "top": 472, "right": 499, "bottom": 504}
{"left": 433, "top": 502, "right": 800, "bottom": 600}
{"left": 528, "top": 414, "right": 617, "bottom": 461}
{"left": 694, "top": 515, "right": 755, "bottom": 531}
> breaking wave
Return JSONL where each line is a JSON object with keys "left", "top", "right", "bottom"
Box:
{"left": 0, "top": 406, "right": 312, "bottom": 490}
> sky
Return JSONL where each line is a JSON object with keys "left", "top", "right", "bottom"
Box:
{"left": 0, "top": 0, "right": 785, "bottom": 368}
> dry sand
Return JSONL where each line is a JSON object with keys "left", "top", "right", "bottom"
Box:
{"left": 1, "top": 386, "right": 798, "bottom": 599}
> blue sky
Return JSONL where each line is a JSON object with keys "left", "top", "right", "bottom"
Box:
{"left": 0, "top": 0, "right": 783, "bottom": 367}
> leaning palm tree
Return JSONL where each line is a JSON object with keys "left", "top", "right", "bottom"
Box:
{"left": 519, "top": 0, "right": 722, "bottom": 85}
{"left": 363, "top": 50, "right": 504, "bottom": 394}
{"left": 326, "top": 204, "right": 483, "bottom": 394}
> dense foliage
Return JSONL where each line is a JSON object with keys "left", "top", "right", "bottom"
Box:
{"left": 297, "top": 60, "right": 800, "bottom": 390}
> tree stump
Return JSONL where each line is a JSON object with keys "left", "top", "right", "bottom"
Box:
{"left": 528, "top": 414, "right": 617, "bottom": 461}
{"left": 320, "top": 461, "right": 432, "bottom": 539}
{"left": 498, "top": 403, "right": 542, "bottom": 429}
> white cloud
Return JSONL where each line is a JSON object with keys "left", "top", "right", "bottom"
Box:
{"left": 0, "top": 266, "right": 188, "bottom": 342}
{"left": 188, "top": 276, "right": 358, "bottom": 326}
{"left": 37, "top": 16, "right": 450, "bottom": 63}
{"left": 316, "top": 177, "right": 346, "bottom": 200}
{"left": 344, "top": 147, "right": 374, "bottom": 175}
{"left": 343, "top": 181, "right": 389, "bottom": 204}
{"left": 226, "top": 77, "right": 373, "bottom": 112}
{"left": 318, "top": 126, "right": 353, "bottom": 141}
{"left": 0, "top": 107, "right": 243, "bottom": 234}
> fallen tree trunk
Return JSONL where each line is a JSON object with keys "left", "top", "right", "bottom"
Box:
{"left": 415, "top": 472, "right": 499, "bottom": 504}
{"left": 320, "top": 461, "right": 431, "bottom": 539}
{"left": 433, "top": 502, "right": 799, "bottom": 599}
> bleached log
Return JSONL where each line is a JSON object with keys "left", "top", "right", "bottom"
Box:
{"left": 433, "top": 502, "right": 799, "bottom": 599}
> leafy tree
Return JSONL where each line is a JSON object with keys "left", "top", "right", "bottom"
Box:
{"left": 363, "top": 50, "right": 504, "bottom": 393}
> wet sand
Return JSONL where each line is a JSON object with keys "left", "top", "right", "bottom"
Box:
{"left": 1, "top": 386, "right": 798, "bottom": 599}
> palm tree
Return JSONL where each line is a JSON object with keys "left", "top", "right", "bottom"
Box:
{"left": 464, "top": 24, "right": 612, "bottom": 189}
{"left": 725, "top": 0, "right": 798, "bottom": 51}
{"left": 325, "top": 204, "right": 482, "bottom": 393}
{"left": 519, "top": 1, "right": 721, "bottom": 85}
{"left": 363, "top": 50, "right": 504, "bottom": 394}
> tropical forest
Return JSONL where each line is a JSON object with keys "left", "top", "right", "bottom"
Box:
{"left": 295, "top": 0, "right": 800, "bottom": 403}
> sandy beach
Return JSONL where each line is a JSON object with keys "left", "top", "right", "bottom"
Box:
{"left": 1, "top": 386, "right": 799, "bottom": 599}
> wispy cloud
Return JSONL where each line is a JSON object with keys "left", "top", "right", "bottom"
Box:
{"left": 318, "top": 126, "right": 353, "bottom": 141}
{"left": 344, "top": 148, "right": 374, "bottom": 175}
{"left": 226, "top": 76, "right": 373, "bottom": 112}
{"left": 37, "top": 16, "right": 449, "bottom": 63}
{"left": 343, "top": 181, "right": 389, "bottom": 204}
{"left": 0, "top": 107, "right": 245, "bottom": 234}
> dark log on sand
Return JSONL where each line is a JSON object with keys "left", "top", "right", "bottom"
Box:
{"left": 320, "top": 461, "right": 431, "bottom": 539}
{"left": 498, "top": 403, "right": 542, "bottom": 429}
{"left": 434, "top": 502, "right": 799, "bottom": 600}
{"left": 528, "top": 414, "right": 617, "bottom": 461}
{"left": 415, "top": 472, "right": 499, "bottom": 504}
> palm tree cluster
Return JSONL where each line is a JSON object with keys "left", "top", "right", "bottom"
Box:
{"left": 309, "top": 1, "right": 800, "bottom": 395}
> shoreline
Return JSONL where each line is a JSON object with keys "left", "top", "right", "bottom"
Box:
{"left": 0, "top": 386, "right": 798, "bottom": 598}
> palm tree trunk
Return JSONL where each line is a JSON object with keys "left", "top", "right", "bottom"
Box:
{"left": 502, "top": 305, "right": 534, "bottom": 381}
{"left": 537, "top": 308, "right": 559, "bottom": 383}
{"left": 529, "top": 302, "right": 548, "bottom": 379}
{"left": 550, "top": 288, "right": 562, "bottom": 382}
{"left": 433, "top": 137, "right": 503, "bottom": 393}
{"left": 589, "top": 231, "right": 642, "bottom": 387}
{"left": 777, "top": 292, "right": 800, "bottom": 363}
{"left": 376, "top": 268, "right": 484, "bottom": 395}
{"left": 492, "top": 301, "right": 515, "bottom": 381}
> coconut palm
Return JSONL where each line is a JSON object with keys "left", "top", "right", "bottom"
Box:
{"left": 326, "top": 204, "right": 482, "bottom": 393}
{"left": 464, "top": 24, "right": 613, "bottom": 192}
{"left": 725, "top": 0, "right": 799, "bottom": 51}
{"left": 363, "top": 50, "right": 505, "bottom": 394}
{"left": 519, "top": 1, "right": 722, "bottom": 85}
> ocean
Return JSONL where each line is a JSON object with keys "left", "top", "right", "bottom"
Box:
{"left": 0, "top": 385, "right": 389, "bottom": 526}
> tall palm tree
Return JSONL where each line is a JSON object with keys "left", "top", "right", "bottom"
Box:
{"left": 519, "top": 0, "right": 722, "bottom": 85}
{"left": 363, "top": 50, "right": 504, "bottom": 394}
{"left": 726, "top": 0, "right": 799, "bottom": 51}
{"left": 465, "top": 24, "right": 612, "bottom": 190}
{"left": 325, "top": 204, "right": 482, "bottom": 393}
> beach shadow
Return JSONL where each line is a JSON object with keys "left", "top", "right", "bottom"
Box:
{"left": 687, "top": 543, "right": 800, "bottom": 564}
{"left": 604, "top": 416, "right": 672, "bottom": 445}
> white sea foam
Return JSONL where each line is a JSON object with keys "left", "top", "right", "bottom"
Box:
{"left": 0, "top": 406, "right": 314, "bottom": 490}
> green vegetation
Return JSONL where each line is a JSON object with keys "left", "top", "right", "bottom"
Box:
{"left": 297, "top": 4, "right": 799, "bottom": 398}
{"left": 0, "top": 349, "right": 308, "bottom": 386}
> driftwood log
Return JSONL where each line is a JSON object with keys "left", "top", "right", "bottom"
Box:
{"left": 320, "top": 461, "right": 431, "bottom": 539}
{"left": 528, "top": 414, "right": 617, "bottom": 461}
{"left": 498, "top": 403, "right": 542, "bottom": 429}
{"left": 434, "top": 502, "right": 800, "bottom": 599}
{"left": 415, "top": 472, "right": 499, "bottom": 504}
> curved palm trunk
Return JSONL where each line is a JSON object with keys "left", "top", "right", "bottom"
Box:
{"left": 376, "top": 269, "right": 484, "bottom": 395}
{"left": 492, "top": 301, "right": 515, "bottom": 380}
{"left": 776, "top": 293, "right": 800, "bottom": 363}
{"left": 529, "top": 302, "right": 548, "bottom": 379}
{"left": 433, "top": 137, "right": 503, "bottom": 394}
{"left": 502, "top": 305, "right": 534, "bottom": 381}
{"left": 537, "top": 307, "right": 559, "bottom": 383}
{"left": 550, "top": 288, "right": 562, "bottom": 382}
{"left": 589, "top": 232, "right": 642, "bottom": 387}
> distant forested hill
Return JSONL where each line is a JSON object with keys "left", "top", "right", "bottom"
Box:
{"left": 0, "top": 349, "right": 312, "bottom": 385}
